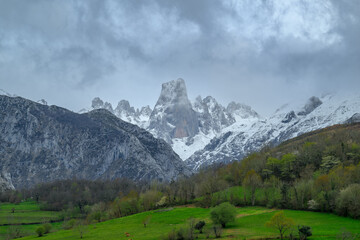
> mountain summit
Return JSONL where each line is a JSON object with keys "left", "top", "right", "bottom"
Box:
{"left": 149, "top": 78, "right": 199, "bottom": 142}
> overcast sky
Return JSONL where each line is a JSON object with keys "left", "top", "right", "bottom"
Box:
{"left": 1, "top": 0, "right": 359, "bottom": 116}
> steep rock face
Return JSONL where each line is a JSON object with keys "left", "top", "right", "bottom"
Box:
{"left": 148, "top": 78, "right": 199, "bottom": 142}
{"left": 0, "top": 95, "right": 189, "bottom": 189}
{"left": 0, "top": 172, "right": 14, "bottom": 192}
{"left": 297, "top": 96, "right": 322, "bottom": 116}
{"left": 194, "top": 96, "right": 235, "bottom": 134}
{"left": 114, "top": 100, "right": 137, "bottom": 122}
{"left": 186, "top": 94, "right": 360, "bottom": 170}
{"left": 346, "top": 113, "right": 360, "bottom": 123}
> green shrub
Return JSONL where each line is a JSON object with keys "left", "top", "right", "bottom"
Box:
{"left": 164, "top": 226, "right": 195, "bottom": 240}
{"left": 43, "top": 223, "right": 52, "bottom": 234}
{"left": 176, "top": 227, "right": 186, "bottom": 240}
{"left": 210, "top": 202, "right": 236, "bottom": 228}
{"left": 62, "top": 219, "right": 76, "bottom": 230}
{"left": 212, "top": 225, "right": 222, "bottom": 238}
{"left": 336, "top": 184, "right": 360, "bottom": 218}
{"left": 195, "top": 220, "right": 206, "bottom": 233}
{"left": 265, "top": 211, "right": 294, "bottom": 240}
{"left": 298, "top": 225, "right": 312, "bottom": 240}
{"left": 35, "top": 226, "right": 45, "bottom": 237}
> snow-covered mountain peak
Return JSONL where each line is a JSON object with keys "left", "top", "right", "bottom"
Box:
{"left": 37, "top": 99, "right": 48, "bottom": 105}
{"left": 89, "top": 97, "right": 150, "bottom": 128}
{"left": 298, "top": 96, "right": 323, "bottom": 116}
{"left": 115, "top": 100, "right": 136, "bottom": 115}
{"left": 186, "top": 92, "right": 360, "bottom": 170}
{"left": 91, "top": 97, "right": 104, "bottom": 109}
{"left": 139, "top": 105, "right": 152, "bottom": 117}
{"left": 227, "top": 101, "right": 260, "bottom": 120}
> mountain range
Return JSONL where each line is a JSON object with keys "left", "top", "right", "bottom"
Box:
{"left": 86, "top": 79, "right": 259, "bottom": 161}
{"left": 1, "top": 78, "right": 360, "bottom": 191}
{"left": 86, "top": 78, "right": 360, "bottom": 171}
{"left": 0, "top": 95, "right": 189, "bottom": 190}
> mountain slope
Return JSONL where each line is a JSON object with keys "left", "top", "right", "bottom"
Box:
{"left": 186, "top": 94, "right": 360, "bottom": 170}
{"left": 0, "top": 95, "right": 189, "bottom": 190}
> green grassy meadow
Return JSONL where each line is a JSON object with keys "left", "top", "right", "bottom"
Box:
{"left": 0, "top": 201, "right": 62, "bottom": 240}
{"left": 0, "top": 201, "right": 61, "bottom": 225}
{"left": 18, "top": 206, "right": 360, "bottom": 240}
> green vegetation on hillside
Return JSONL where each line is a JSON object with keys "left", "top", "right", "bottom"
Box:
{"left": 18, "top": 206, "right": 360, "bottom": 240}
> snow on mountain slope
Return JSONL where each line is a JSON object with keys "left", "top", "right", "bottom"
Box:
{"left": 172, "top": 131, "right": 216, "bottom": 160}
{"left": 85, "top": 97, "right": 151, "bottom": 128}
{"left": 83, "top": 78, "right": 259, "bottom": 160}
{"left": 186, "top": 93, "right": 360, "bottom": 170}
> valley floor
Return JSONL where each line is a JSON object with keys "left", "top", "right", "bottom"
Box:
{"left": 12, "top": 205, "right": 360, "bottom": 240}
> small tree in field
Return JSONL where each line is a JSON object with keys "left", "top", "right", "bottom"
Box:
{"left": 210, "top": 202, "right": 236, "bottom": 228}
{"left": 142, "top": 215, "right": 152, "bottom": 228}
{"left": 73, "top": 220, "right": 88, "bottom": 239}
{"left": 298, "top": 225, "right": 312, "bottom": 240}
{"left": 213, "top": 225, "right": 222, "bottom": 238}
{"left": 266, "top": 211, "right": 294, "bottom": 240}
{"left": 35, "top": 226, "right": 45, "bottom": 237}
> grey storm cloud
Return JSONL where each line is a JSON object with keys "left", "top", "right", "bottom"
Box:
{"left": 0, "top": 0, "right": 359, "bottom": 115}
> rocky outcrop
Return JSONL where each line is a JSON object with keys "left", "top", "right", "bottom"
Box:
{"left": 194, "top": 96, "right": 235, "bottom": 134}
{"left": 297, "top": 96, "right": 322, "bottom": 116}
{"left": 0, "top": 172, "right": 14, "bottom": 192}
{"left": 148, "top": 78, "right": 199, "bottom": 142}
{"left": 346, "top": 113, "right": 360, "bottom": 123}
{"left": 0, "top": 95, "right": 190, "bottom": 189}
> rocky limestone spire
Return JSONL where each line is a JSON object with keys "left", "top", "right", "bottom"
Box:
{"left": 149, "top": 78, "right": 199, "bottom": 141}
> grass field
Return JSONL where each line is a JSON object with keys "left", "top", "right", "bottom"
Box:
{"left": 18, "top": 206, "right": 360, "bottom": 240}
{"left": 0, "top": 201, "right": 61, "bottom": 225}
{"left": 0, "top": 201, "right": 62, "bottom": 240}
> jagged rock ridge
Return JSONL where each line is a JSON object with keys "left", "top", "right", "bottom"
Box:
{"left": 0, "top": 95, "right": 190, "bottom": 190}
{"left": 86, "top": 78, "right": 259, "bottom": 160}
